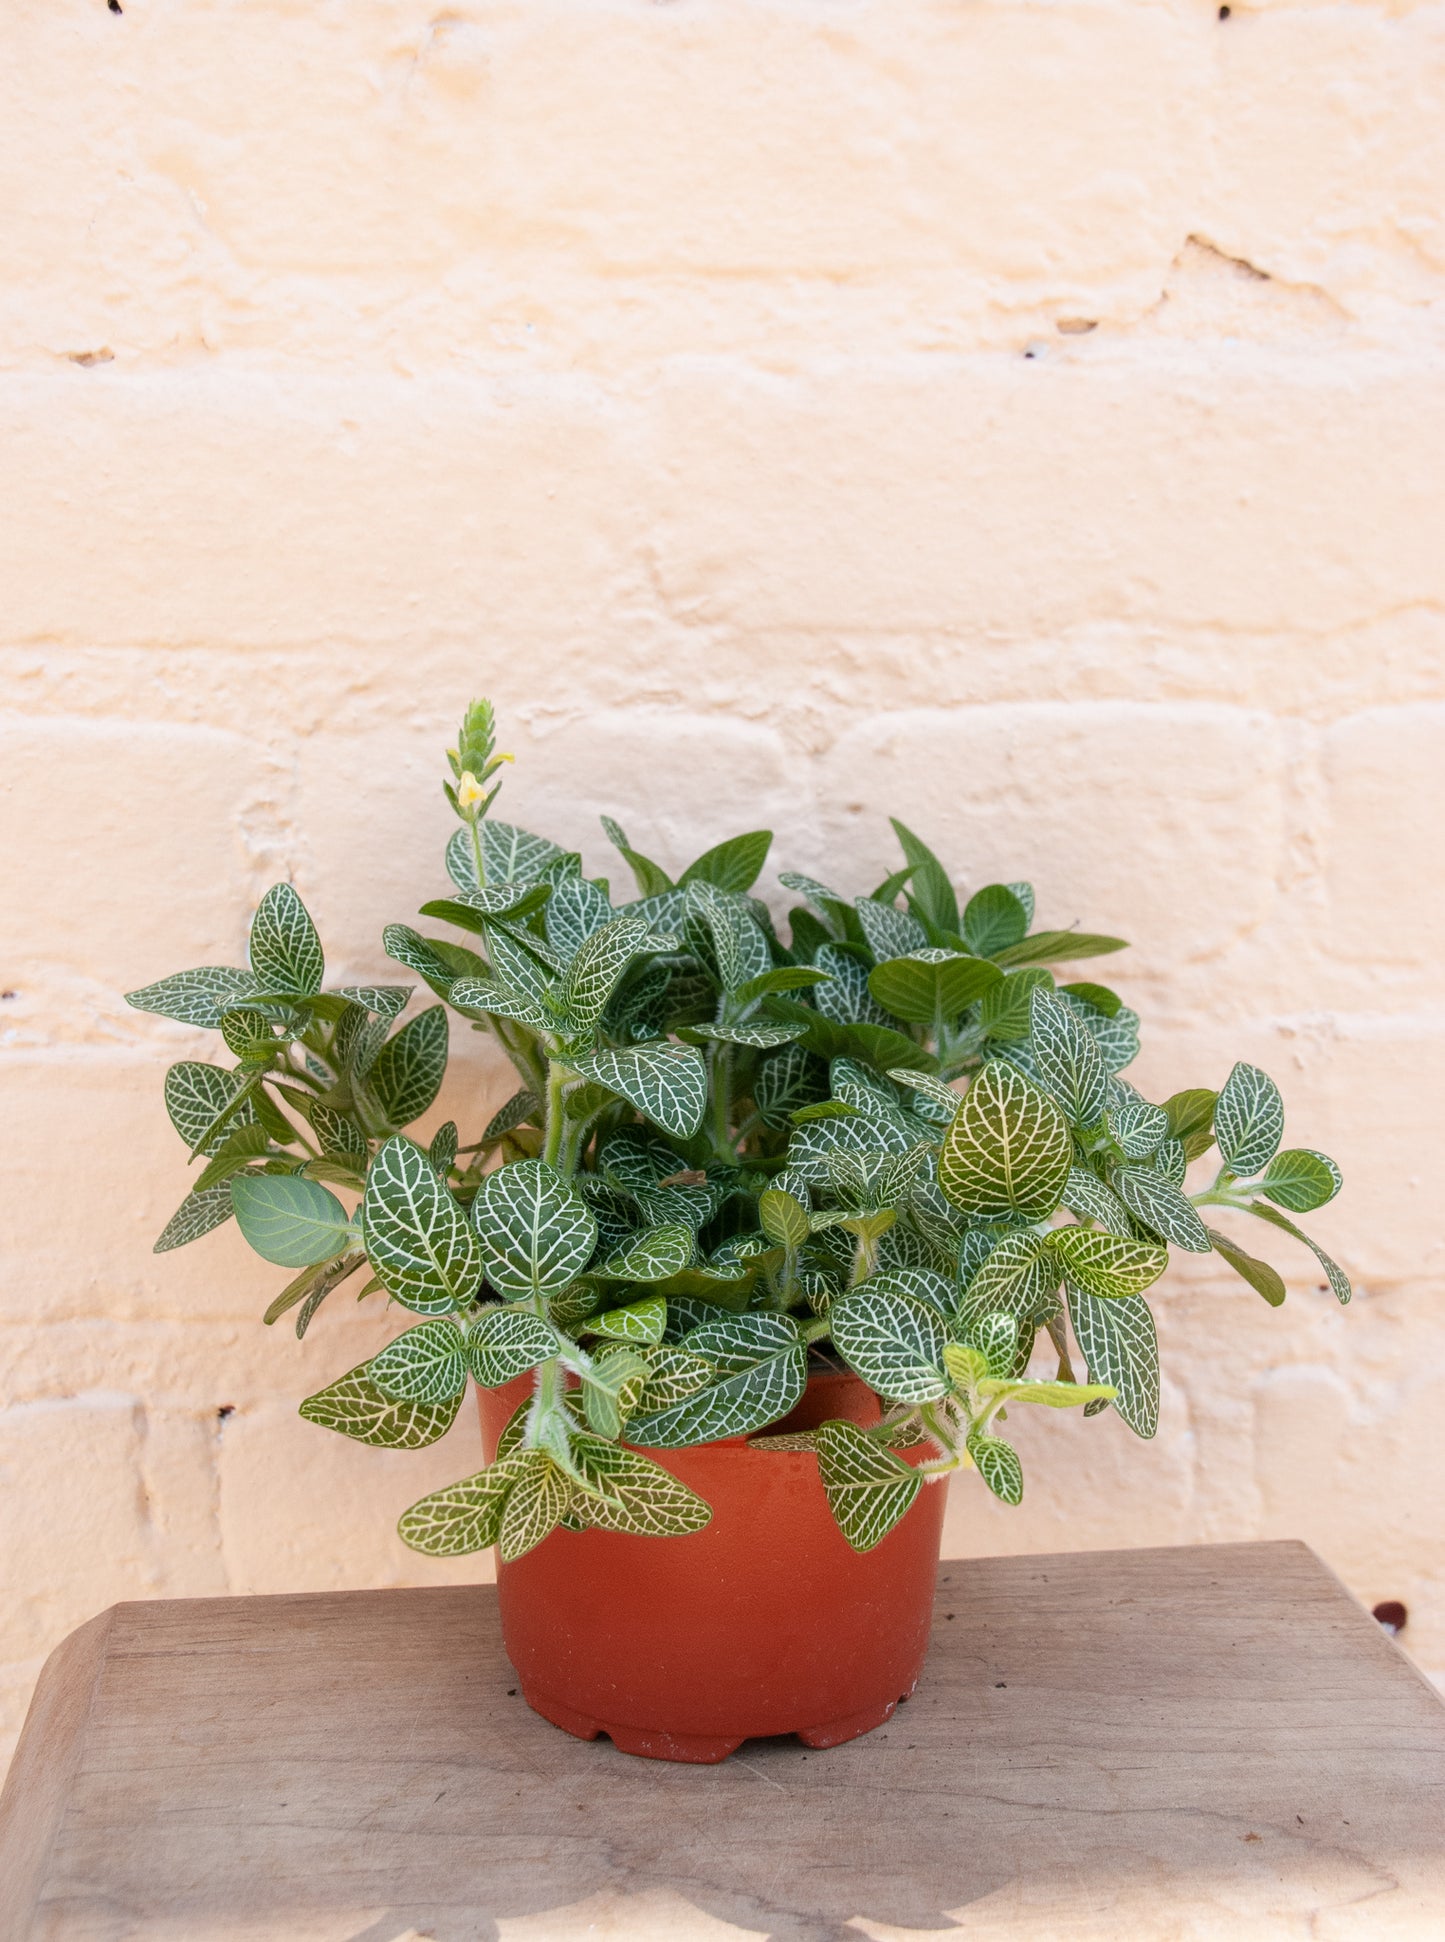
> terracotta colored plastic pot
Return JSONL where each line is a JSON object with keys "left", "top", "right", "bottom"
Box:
{"left": 477, "top": 1368, "right": 948, "bottom": 1763}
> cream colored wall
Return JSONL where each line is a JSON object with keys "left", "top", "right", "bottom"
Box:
{"left": 3, "top": 0, "right": 1443, "bottom": 1769}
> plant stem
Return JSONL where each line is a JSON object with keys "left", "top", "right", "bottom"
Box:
{"left": 468, "top": 813, "right": 486, "bottom": 889}
{"left": 542, "top": 1057, "right": 568, "bottom": 1169}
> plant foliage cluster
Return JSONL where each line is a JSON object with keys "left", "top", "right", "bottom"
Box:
{"left": 129, "top": 701, "right": 1348, "bottom": 1557}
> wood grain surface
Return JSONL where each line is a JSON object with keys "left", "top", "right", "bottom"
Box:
{"left": 3, "top": 1541, "right": 1443, "bottom": 1940}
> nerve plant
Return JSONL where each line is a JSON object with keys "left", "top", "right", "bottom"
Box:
{"left": 128, "top": 700, "right": 1349, "bottom": 1558}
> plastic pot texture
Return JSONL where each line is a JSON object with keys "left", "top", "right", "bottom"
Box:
{"left": 477, "top": 1369, "right": 948, "bottom": 1764}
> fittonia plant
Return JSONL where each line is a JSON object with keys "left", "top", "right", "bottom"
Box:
{"left": 128, "top": 701, "right": 1348, "bottom": 1558}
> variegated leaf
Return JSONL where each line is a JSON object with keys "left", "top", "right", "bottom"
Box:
{"left": 164, "top": 1060, "right": 257, "bottom": 1155}
{"left": 816, "top": 1419, "right": 922, "bottom": 1552}
{"left": 1107, "top": 1085, "right": 1169, "bottom": 1160}
{"left": 956, "top": 1230, "right": 1060, "bottom": 1322}
{"left": 853, "top": 898, "right": 929, "bottom": 964}
{"left": 588, "top": 1295, "right": 669, "bottom": 1344}
{"left": 573, "top": 1042, "right": 708, "bottom": 1139}
{"left": 863, "top": 1265, "right": 954, "bottom": 1317}
{"left": 332, "top": 984, "right": 413, "bottom": 1022}
{"left": 814, "top": 944, "right": 892, "bottom": 1027}
{"left": 545, "top": 875, "right": 614, "bottom": 963}
{"left": 635, "top": 1345, "right": 714, "bottom": 1409}
{"left": 627, "top": 1314, "right": 806, "bottom": 1447}
{"left": 369, "top": 1318, "right": 469, "bottom": 1404}
{"left": 499, "top": 1453, "right": 572, "bottom": 1561}
{"left": 126, "top": 965, "right": 257, "bottom": 1029}
{"left": 600, "top": 1223, "right": 694, "bottom": 1282}
{"left": 1112, "top": 1164, "right": 1211, "bottom": 1251}
{"left": 1049, "top": 1226, "right": 1168, "bottom": 1301}
{"left": 398, "top": 1454, "right": 530, "bottom": 1555}
{"left": 154, "top": 1185, "right": 236, "bottom": 1253}
{"left": 559, "top": 915, "right": 658, "bottom": 1030}
{"left": 1152, "top": 1137, "right": 1188, "bottom": 1187}
{"left": 1059, "top": 990, "right": 1141, "bottom": 1074}
{"left": 1215, "top": 1061, "right": 1285, "bottom": 1176}
{"left": 758, "top": 1188, "right": 811, "bottom": 1250}
{"left": 368, "top": 1005, "right": 448, "bottom": 1128}
{"left": 689, "top": 1022, "right": 807, "bottom": 1048}
{"left": 301, "top": 1360, "right": 462, "bottom": 1449}
{"left": 1066, "top": 1279, "right": 1159, "bottom": 1437}
{"left": 754, "top": 1043, "right": 828, "bottom": 1129}
{"left": 465, "top": 1305, "right": 562, "bottom": 1385}
{"left": 1061, "top": 1166, "right": 1135, "bottom": 1236}
{"left": 363, "top": 1135, "right": 481, "bottom": 1313}
{"left": 968, "top": 1432, "right": 1024, "bottom": 1504}
{"left": 1029, "top": 988, "right": 1110, "bottom": 1129}
{"left": 830, "top": 1283, "right": 949, "bottom": 1403}
{"left": 938, "top": 1062, "right": 1072, "bottom": 1222}
{"left": 248, "top": 884, "right": 324, "bottom": 997}
{"left": 568, "top": 1432, "right": 713, "bottom": 1536}
{"left": 473, "top": 1159, "right": 598, "bottom": 1297}
{"left": 477, "top": 820, "right": 566, "bottom": 887}
{"left": 447, "top": 977, "right": 552, "bottom": 1030}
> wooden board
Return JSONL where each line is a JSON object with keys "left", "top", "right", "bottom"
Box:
{"left": 3, "top": 1541, "right": 1444, "bottom": 1940}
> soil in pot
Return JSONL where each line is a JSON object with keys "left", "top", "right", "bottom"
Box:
{"left": 478, "top": 1366, "right": 948, "bottom": 1763}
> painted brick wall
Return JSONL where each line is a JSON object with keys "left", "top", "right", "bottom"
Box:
{"left": 3, "top": 0, "right": 1443, "bottom": 1769}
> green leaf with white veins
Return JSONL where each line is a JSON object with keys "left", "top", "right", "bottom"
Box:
{"left": 601, "top": 1223, "right": 694, "bottom": 1283}
{"left": 398, "top": 1454, "right": 530, "bottom": 1556}
{"left": 831, "top": 1283, "right": 949, "bottom": 1403}
{"left": 164, "top": 1061, "right": 257, "bottom": 1155}
{"left": 301, "top": 1360, "right": 462, "bottom": 1449}
{"left": 1061, "top": 1167, "right": 1134, "bottom": 1236}
{"left": 477, "top": 820, "right": 565, "bottom": 887}
{"left": 957, "top": 1230, "right": 1060, "bottom": 1322}
{"left": 154, "top": 1185, "right": 236, "bottom": 1253}
{"left": 569, "top": 1432, "right": 713, "bottom": 1536}
{"left": 127, "top": 965, "right": 257, "bottom": 1029}
{"left": 938, "top": 1061, "right": 1072, "bottom": 1222}
{"left": 688, "top": 1023, "right": 807, "bottom": 1049}
{"left": 545, "top": 875, "right": 613, "bottom": 962}
{"left": 685, "top": 883, "right": 771, "bottom": 992}
{"left": 231, "top": 1175, "right": 353, "bottom": 1267}
{"left": 627, "top": 1314, "right": 806, "bottom": 1447}
{"left": 1066, "top": 1280, "right": 1159, "bottom": 1437}
{"left": 759, "top": 1188, "right": 811, "bottom": 1250}
{"left": 573, "top": 1042, "right": 708, "bottom": 1140}
{"left": 499, "top": 1453, "right": 573, "bottom": 1561}
{"left": 1112, "top": 1165, "right": 1212, "bottom": 1252}
{"left": 854, "top": 898, "right": 929, "bottom": 963}
{"left": 816, "top": 1419, "right": 922, "bottom": 1552}
{"left": 369, "top": 1319, "right": 468, "bottom": 1405}
{"left": 1258, "top": 1149, "right": 1343, "bottom": 1214}
{"left": 969, "top": 1433, "right": 1024, "bottom": 1505}
{"left": 473, "top": 1159, "right": 597, "bottom": 1298}
{"left": 561, "top": 915, "right": 656, "bottom": 1029}
{"left": 1247, "top": 1202, "right": 1351, "bottom": 1304}
{"left": 1215, "top": 1061, "right": 1285, "bottom": 1176}
{"left": 588, "top": 1295, "right": 668, "bottom": 1344}
{"left": 464, "top": 1305, "right": 562, "bottom": 1385}
{"left": 1049, "top": 1226, "right": 1168, "bottom": 1301}
{"left": 447, "top": 977, "right": 551, "bottom": 1031}
{"left": 368, "top": 1005, "right": 448, "bottom": 1128}
{"left": 814, "top": 946, "right": 891, "bottom": 1027}
{"left": 363, "top": 1135, "right": 481, "bottom": 1314}
{"left": 868, "top": 951, "right": 1002, "bottom": 1026}
{"left": 1029, "top": 988, "right": 1109, "bottom": 1128}
{"left": 248, "top": 884, "right": 324, "bottom": 998}
{"left": 1107, "top": 1087, "right": 1169, "bottom": 1159}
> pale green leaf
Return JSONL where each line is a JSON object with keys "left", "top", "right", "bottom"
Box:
{"left": 991, "top": 930, "right": 1127, "bottom": 968}
{"left": 600, "top": 1223, "right": 694, "bottom": 1282}
{"left": 1049, "top": 1226, "right": 1168, "bottom": 1301}
{"left": 230, "top": 1174, "right": 352, "bottom": 1268}
{"left": 398, "top": 1454, "right": 529, "bottom": 1555}
{"left": 976, "top": 1377, "right": 1115, "bottom": 1408}
{"left": 588, "top": 1295, "right": 669, "bottom": 1344}
{"left": 499, "top": 1453, "right": 572, "bottom": 1561}
{"left": 938, "top": 1062, "right": 1072, "bottom": 1222}
{"left": 815, "top": 1418, "right": 922, "bottom": 1552}
{"left": 301, "top": 1360, "right": 462, "bottom": 1448}
{"left": 758, "top": 1188, "right": 811, "bottom": 1250}
{"left": 968, "top": 1432, "right": 1024, "bottom": 1504}
{"left": 569, "top": 1432, "right": 713, "bottom": 1536}
{"left": 1205, "top": 1225, "right": 1287, "bottom": 1307}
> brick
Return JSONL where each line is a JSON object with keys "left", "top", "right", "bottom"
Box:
{"left": 812, "top": 702, "right": 1287, "bottom": 970}
{"left": 1323, "top": 705, "right": 1445, "bottom": 967}
{"left": 645, "top": 356, "right": 1445, "bottom": 638}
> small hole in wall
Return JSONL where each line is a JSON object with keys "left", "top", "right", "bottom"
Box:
{"left": 1373, "top": 1600, "right": 1407, "bottom": 1635}
{"left": 108, "top": 0, "right": 123, "bottom": 12}
{"left": 0, "top": 990, "right": 16, "bottom": 1001}
{"left": 217, "top": 1404, "right": 235, "bottom": 1422}
{"left": 1218, "top": 6, "right": 1231, "bottom": 18}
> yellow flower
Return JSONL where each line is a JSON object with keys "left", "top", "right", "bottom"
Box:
{"left": 496, "top": 752, "right": 515, "bottom": 764}
{"left": 456, "top": 771, "right": 487, "bottom": 809}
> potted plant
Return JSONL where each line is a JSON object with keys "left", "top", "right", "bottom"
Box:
{"left": 127, "top": 700, "right": 1349, "bottom": 1763}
